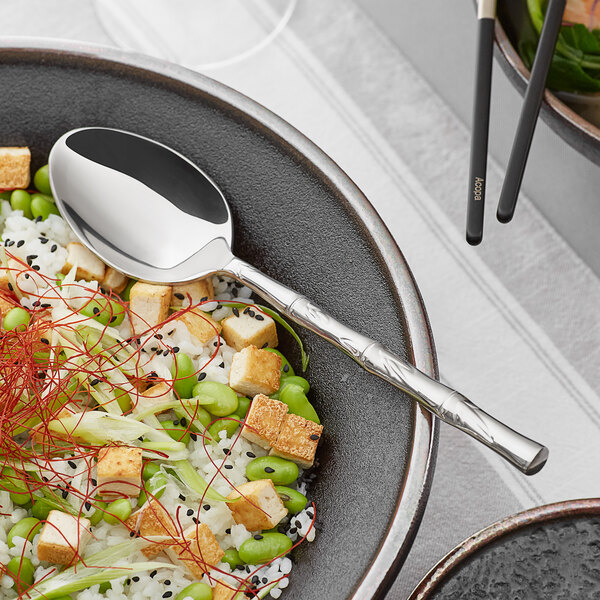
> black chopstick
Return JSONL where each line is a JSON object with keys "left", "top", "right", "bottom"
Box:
{"left": 496, "top": 0, "right": 566, "bottom": 223}
{"left": 466, "top": 0, "right": 497, "bottom": 246}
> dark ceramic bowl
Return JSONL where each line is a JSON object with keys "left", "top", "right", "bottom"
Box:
{"left": 0, "top": 39, "right": 437, "bottom": 600}
{"left": 495, "top": 4, "right": 600, "bottom": 165}
{"left": 409, "top": 498, "right": 600, "bottom": 599}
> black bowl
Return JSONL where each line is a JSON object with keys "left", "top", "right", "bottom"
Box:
{"left": 0, "top": 39, "right": 436, "bottom": 600}
{"left": 495, "top": 4, "right": 600, "bottom": 165}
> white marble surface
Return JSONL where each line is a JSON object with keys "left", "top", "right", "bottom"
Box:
{"left": 2, "top": 2, "right": 600, "bottom": 599}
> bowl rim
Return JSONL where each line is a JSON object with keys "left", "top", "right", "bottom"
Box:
{"left": 0, "top": 37, "right": 438, "bottom": 600}
{"left": 408, "top": 497, "right": 600, "bottom": 599}
{"left": 494, "top": 14, "right": 600, "bottom": 144}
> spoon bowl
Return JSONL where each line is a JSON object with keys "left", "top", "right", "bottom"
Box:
{"left": 49, "top": 126, "right": 549, "bottom": 475}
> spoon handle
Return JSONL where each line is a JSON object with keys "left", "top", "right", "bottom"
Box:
{"left": 224, "top": 257, "right": 548, "bottom": 475}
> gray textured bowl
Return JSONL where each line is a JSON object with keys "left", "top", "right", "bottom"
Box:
{"left": 495, "top": 3, "right": 600, "bottom": 165}
{"left": 0, "top": 39, "right": 437, "bottom": 600}
{"left": 409, "top": 499, "right": 600, "bottom": 599}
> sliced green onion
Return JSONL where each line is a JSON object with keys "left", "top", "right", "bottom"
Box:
{"left": 172, "top": 460, "right": 230, "bottom": 503}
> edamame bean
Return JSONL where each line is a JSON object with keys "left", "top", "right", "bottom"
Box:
{"left": 90, "top": 501, "right": 107, "bottom": 526}
{"left": 238, "top": 532, "right": 293, "bottom": 564}
{"left": 7, "top": 517, "right": 42, "bottom": 548}
{"left": 274, "top": 486, "right": 308, "bottom": 514}
{"left": 171, "top": 353, "right": 197, "bottom": 399}
{"left": 10, "top": 190, "right": 33, "bottom": 219}
{"left": 175, "top": 582, "right": 213, "bottom": 600}
{"left": 80, "top": 297, "right": 125, "bottom": 327}
{"left": 103, "top": 498, "right": 132, "bottom": 525}
{"left": 121, "top": 278, "right": 136, "bottom": 301}
{"left": 233, "top": 396, "right": 250, "bottom": 420}
{"left": 142, "top": 461, "right": 160, "bottom": 482}
{"left": 138, "top": 472, "right": 167, "bottom": 507}
{"left": 246, "top": 456, "right": 299, "bottom": 485}
{"left": 280, "top": 375, "right": 310, "bottom": 394}
{"left": 3, "top": 307, "right": 31, "bottom": 332}
{"left": 9, "top": 491, "right": 31, "bottom": 506}
{"left": 208, "top": 417, "right": 239, "bottom": 441}
{"left": 33, "top": 165, "right": 52, "bottom": 196}
{"left": 6, "top": 556, "right": 34, "bottom": 590}
{"left": 193, "top": 381, "right": 238, "bottom": 417}
{"left": 32, "top": 498, "right": 53, "bottom": 520}
{"left": 279, "top": 384, "right": 320, "bottom": 424}
{"left": 31, "top": 193, "right": 59, "bottom": 220}
{"left": 161, "top": 419, "right": 191, "bottom": 445}
{"left": 264, "top": 348, "right": 294, "bottom": 377}
{"left": 222, "top": 548, "right": 243, "bottom": 569}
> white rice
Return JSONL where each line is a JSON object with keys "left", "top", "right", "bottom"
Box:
{"left": 0, "top": 211, "right": 317, "bottom": 599}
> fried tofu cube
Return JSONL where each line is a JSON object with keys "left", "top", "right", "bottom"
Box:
{"left": 221, "top": 310, "right": 278, "bottom": 351}
{"left": 229, "top": 346, "right": 281, "bottom": 397}
{"left": 96, "top": 446, "right": 142, "bottom": 498}
{"left": 241, "top": 394, "right": 288, "bottom": 450}
{"left": 166, "top": 523, "right": 224, "bottom": 579}
{"left": 129, "top": 282, "right": 172, "bottom": 335}
{"left": 138, "top": 501, "right": 178, "bottom": 558}
{"left": 37, "top": 510, "right": 91, "bottom": 565}
{"left": 62, "top": 242, "right": 106, "bottom": 282}
{"left": 176, "top": 308, "right": 221, "bottom": 344}
{"left": 270, "top": 414, "right": 323, "bottom": 469}
{"left": 102, "top": 267, "right": 128, "bottom": 294}
{"left": 171, "top": 278, "right": 214, "bottom": 308}
{"left": 213, "top": 580, "right": 248, "bottom": 600}
{"left": 0, "top": 147, "right": 30, "bottom": 189}
{"left": 132, "top": 381, "right": 173, "bottom": 415}
{"left": 227, "top": 479, "right": 287, "bottom": 531}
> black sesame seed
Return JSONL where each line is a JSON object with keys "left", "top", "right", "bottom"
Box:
{"left": 155, "top": 334, "right": 163, "bottom": 340}
{"left": 92, "top": 307, "right": 100, "bottom": 315}
{"left": 200, "top": 296, "right": 208, "bottom": 302}
{"left": 168, "top": 330, "right": 175, "bottom": 336}
{"left": 132, "top": 577, "right": 140, "bottom": 582}
{"left": 35, "top": 216, "right": 42, "bottom": 223}
{"left": 251, "top": 576, "right": 260, "bottom": 585}
{"left": 163, "top": 592, "right": 172, "bottom": 598}
{"left": 138, "top": 436, "right": 144, "bottom": 441}
{"left": 68, "top": 460, "right": 77, "bottom": 469}
{"left": 295, "top": 519, "right": 302, "bottom": 528}
{"left": 264, "top": 467, "right": 275, "bottom": 473}
{"left": 186, "top": 509, "right": 194, "bottom": 517}
{"left": 172, "top": 346, "right": 180, "bottom": 353}
{"left": 179, "top": 494, "right": 186, "bottom": 502}
{"left": 7, "top": 283, "right": 12, "bottom": 291}
{"left": 306, "top": 511, "right": 314, "bottom": 518}
{"left": 246, "top": 452, "right": 256, "bottom": 458}
{"left": 213, "top": 341, "right": 219, "bottom": 348}
{"left": 155, "top": 349, "right": 163, "bottom": 356}
{"left": 203, "top": 504, "right": 210, "bottom": 511}
{"left": 197, "top": 372, "right": 207, "bottom": 382}
{"left": 243, "top": 307, "right": 250, "bottom": 314}
{"left": 84, "top": 502, "right": 91, "bottom": 511}
{"left": 310, "top": 434, "right": 320, "bottom": 441}
{"left": 90, "top": 378, "right": 100, "bottom": 386}
{"left": 148, "top": 371, "right": 158, "bottom": 380}
{"left": 129, "top": 531, "right": 135, "bottom": 537}
{"left": 27, "top": 254, "right": 37, "bottom": 261}
{"left": 245, "top": 566, "right": 251, "bottom": 574}
{"left": 219, "top": 362, "right": 225, "bottom": 369}
{"left": 39, "top": 237, "right": 48, "bottom": 244}
{"left": 150, "top": 347, "right": 157, "bottom": 352}
{"left": 173, "top": 419, "right": 179, "bottom": 426}
{"left": 192, "top": 517, "right": 198, "bottom": 524}
{"left": 62, "top": 490, "right": 69, "bottom": 499}
{"left": 254, "top": 534, "right": 263, "bottom": 540}
{"left": 32, "top": 301, "right": 41, "bottom": 307}
{"left": 223, "top": 448, "right": 231, "bottom": 455}
{"left": 7, "top": 240, "right": 14, "bottom": 247}
{"left": 283, "top": 364, "right": 290, "bottom": 373}
{"left": 164, "top": 580, "right": 171, "bottom": 586}
{"left": 16, "top": 240, "right": 24, "bottom": 248}
{"left": 32, "top": 265, "right": 40, "bottom": 271}
{"left": 150, "top": 570, "right": 157, "bottom": 578}
{"left": 224, "top": 464, "right": 233, "bottom": 470}
{"left": 174, "top": 293, "right": 184, "bottom": 300}
{"left": 255, "top": 315, "right": 264, "bottom": 321}
{"left": 180, "top": 417, "right": 188, "bottom": 427}
{"left": 232, "top": 287, "right": 239, "bottom": 297}
{"left": 190, "top": 433, "right": 197, "bottom": 441}
{"left": 225, "top": 528, "right": 231, "bottom": 534}
{"left": 41, "top": 303, "right": 51, "bottom": 308}
{"left": 24, "top": 273, "right": 29, "bottom": 279}
{"left": 110, "top": 316, "right": 117, "bottom": 323}
{"left": 91, "top": 478, "right": 97, "bottom": 486}
{"left": 261, "top": 342, "right": 268, "bottom": 349}
{"left": 262, "top": 577, "right": 268, "bottom": 584}
{"left": 232, "top": 307, "right": 239, "bottom": 317}
{"left": 289, "top": 527, "right": 297, "bottom": 535}
{"left": 247, "top": 309, "right": 255, "bottom": 317}
{"left": 50, "top": 244, "right": 57, "bottom": 253}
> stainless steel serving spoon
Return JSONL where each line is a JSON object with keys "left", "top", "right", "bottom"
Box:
{"left": 48, "top": 127, "right": 548, "bottom": 475}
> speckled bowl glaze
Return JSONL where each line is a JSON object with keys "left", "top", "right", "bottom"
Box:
{"left": 0, "top": 39, "right": 437, "bottom": 600}
{"left": 409, "top": 498, "right": 600, "bottom": 599}
{"left": 495, "top": 3, "right": 600, "bottom": 165}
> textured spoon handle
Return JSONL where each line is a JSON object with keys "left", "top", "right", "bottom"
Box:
{"left": 225, "top": 257, "right": 548, "bottom": 475}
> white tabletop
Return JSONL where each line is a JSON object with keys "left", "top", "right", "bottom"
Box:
{"left": 2, "top": 1, "right": 599, "bottom": 598}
